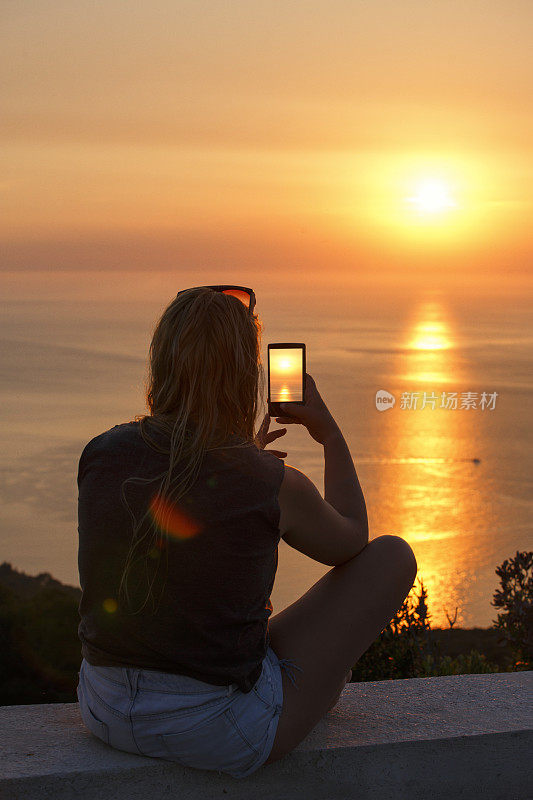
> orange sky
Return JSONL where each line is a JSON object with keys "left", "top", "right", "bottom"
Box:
{"left": 2, "top": 1, "right": 532, "bottom": 286}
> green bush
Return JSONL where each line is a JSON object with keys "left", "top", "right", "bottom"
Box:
{"left": 419, "top": 650, "right": 497, "bottom": 676}
{"left": 0, "top": 582, "right": 81, "bottom": 705}
{"left": 491, "top": 550, "right": 533, "bottom": 670}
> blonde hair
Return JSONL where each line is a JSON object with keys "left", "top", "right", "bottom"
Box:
{"left": 118, "top": 287, "right": 265, "bottom": 615}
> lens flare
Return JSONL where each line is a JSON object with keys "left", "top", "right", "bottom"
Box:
{"left": 149, "top": 491, "right": 202, "bottom": 540}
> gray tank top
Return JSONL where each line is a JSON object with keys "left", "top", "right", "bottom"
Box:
{"left": 77, "top": 420, "right": 285, "bottom": 693}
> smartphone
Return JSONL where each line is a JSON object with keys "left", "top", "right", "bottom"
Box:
{"left": 267, "top": 343, "right": 306, "bottom": 418}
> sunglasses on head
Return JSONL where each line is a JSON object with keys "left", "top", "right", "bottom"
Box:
{"left": 176, "top": 285, "right": 256, "bottom": 314}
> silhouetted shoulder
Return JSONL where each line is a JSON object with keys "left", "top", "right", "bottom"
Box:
{"left": 77, "top": 423, "right": 140, "bottom": 481}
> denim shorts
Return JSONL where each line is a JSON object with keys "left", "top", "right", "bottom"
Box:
{"left": 76, "top": 646, "right": 303, "bottom": 779}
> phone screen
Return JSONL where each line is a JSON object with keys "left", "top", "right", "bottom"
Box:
{"left": 268, "top": 345, "right": 305, "bottom": 403}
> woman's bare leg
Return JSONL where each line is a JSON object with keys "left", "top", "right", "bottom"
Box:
{"left": 264, "top": 534, "right": 417, "bottom": 765}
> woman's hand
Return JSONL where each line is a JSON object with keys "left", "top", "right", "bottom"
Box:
{"left": 274, "top": 372, "right": 340, "bottom": 446}
{"left": 254, "top": 413, "right": 287, "bottom": 459}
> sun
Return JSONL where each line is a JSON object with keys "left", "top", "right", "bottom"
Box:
{"left": 405, "top": 178, "right": 457, "bottom": 215}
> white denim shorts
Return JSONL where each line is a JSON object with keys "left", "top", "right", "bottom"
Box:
{"left": 77, "top": 645, "right": 303, "bottom": 779}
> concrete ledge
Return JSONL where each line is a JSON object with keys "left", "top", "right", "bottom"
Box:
{"left": 1, "top": 671, "right": 532, "bottom": 800}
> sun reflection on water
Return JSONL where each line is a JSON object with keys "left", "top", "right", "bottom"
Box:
{"left": 385, "top": 300, "right": 480, "bottom": 627}
{"left": 401, "top": 303, "right": 455, "bottom": 384}
{"left": 408, "top": 319, "right": 451, "bottom": 351}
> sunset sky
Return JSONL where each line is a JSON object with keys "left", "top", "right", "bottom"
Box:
{"left": 2, "top": 1, "right": 532, "bottom": 286}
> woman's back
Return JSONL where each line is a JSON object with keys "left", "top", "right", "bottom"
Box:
{"left": 77, "top": 421, "right": 284, "bottom": 693}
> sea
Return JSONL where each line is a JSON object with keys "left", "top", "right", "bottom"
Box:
{"left": 1, "top": 267, "right": 532, "bottom": 628}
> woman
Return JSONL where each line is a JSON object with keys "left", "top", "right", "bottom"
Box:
{"left": 76, "top": 284, "right": 417, "bottom": 779}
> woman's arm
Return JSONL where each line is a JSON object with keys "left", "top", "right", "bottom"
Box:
{"left": 323, "top": 426, "right": 369, "bottom": 548}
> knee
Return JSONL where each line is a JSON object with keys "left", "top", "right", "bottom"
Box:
{"left": 372, "top": 534, "right": 418, "bottom": 582}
